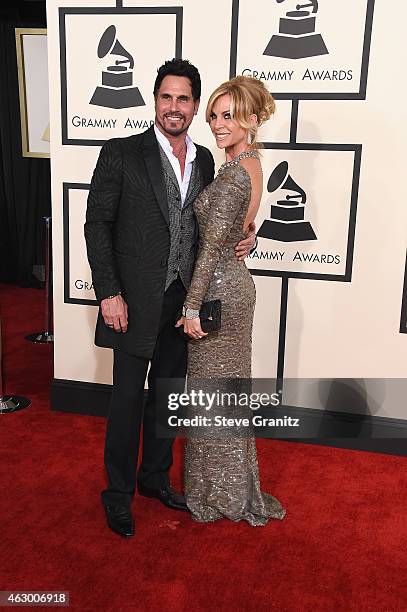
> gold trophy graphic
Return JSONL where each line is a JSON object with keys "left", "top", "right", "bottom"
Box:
{"left": 258, "top": 161, "right": 317, "bottom": 242}
{"left": 263, "top": 0, "right": 328, "bottom": 59}
{"left": 90, "top": 25, "right": 145, "bottom": 109}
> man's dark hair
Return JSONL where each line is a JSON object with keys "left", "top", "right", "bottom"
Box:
{"left": 153, "top": 58, "right": 201, "bottom": 100}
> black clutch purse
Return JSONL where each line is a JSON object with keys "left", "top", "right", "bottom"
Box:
{"left": 199, "top": 299, "right": 221, "bottom": 332}
{"left": 176, "top": 299, "right": 221, "bottom": 334}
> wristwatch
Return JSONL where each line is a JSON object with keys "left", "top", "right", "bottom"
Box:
{"left": 105, "top": 291, "right": 121, "bottom": 300}
{"left": 182, "top": 305, "right": 200, "bottom": 319}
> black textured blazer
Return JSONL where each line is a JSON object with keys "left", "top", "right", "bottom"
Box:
{"left": 84, "top": 125, "right": 215, "bottom": 358}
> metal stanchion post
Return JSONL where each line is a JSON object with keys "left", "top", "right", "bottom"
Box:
{"left": 0, "top": 319, "right": 30, "bottom": 414}
{"left": 26, "top": 216, "right": 54, "bottom": 343}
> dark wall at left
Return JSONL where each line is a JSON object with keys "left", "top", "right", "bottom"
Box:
{"left": 0, "top": 0, "right": 50, "bottom": 286}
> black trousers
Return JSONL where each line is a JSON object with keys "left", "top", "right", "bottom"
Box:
{"left": 101, "top": 278, "right": 187, "bottom": 508}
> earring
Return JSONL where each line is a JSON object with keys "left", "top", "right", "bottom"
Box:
{"left": 247, "top": 131, "right": 253, "bottom": 145}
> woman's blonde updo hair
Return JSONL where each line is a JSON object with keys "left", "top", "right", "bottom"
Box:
{"left": 205, "top": 75, "right": 275, "bottom": 149}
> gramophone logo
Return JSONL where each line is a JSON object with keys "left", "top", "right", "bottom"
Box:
{"left": 258, "top": 161, "right": 317, "bottom": 242}
{"left": 263, "top": 0, "right": 328, "bottom": 60}
{"left": 90, "top": 25, "right": 145, "bottom": 109}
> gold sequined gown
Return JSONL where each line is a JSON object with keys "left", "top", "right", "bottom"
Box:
{"left": 183, "top": 152, "right": 286, "bottom": 525}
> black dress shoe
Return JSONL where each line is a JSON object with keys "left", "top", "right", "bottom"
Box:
{"left": 104, "top": 505, "right": 135, "bottom": 538}
{"left": 138, "top": 484, "right": 188, "bottom": 512}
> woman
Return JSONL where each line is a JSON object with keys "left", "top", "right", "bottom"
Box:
{"left": 177, "top": 76, "right": 285, "bottom": 525}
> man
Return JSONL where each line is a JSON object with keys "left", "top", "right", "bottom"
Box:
{"left": 85, "top": 59, "right": 255, "bottom": 538}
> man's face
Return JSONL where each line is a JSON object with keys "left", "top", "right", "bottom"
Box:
{"left": 155, "top": 75, "right": 200, "bottom": 137}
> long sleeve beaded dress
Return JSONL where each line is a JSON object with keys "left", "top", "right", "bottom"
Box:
{"left": 183, "top": 152, "right": 286, "bottom": 525}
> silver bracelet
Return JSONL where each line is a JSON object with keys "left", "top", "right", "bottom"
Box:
{"left": 182, "top": 305, "right": 200, "bottom": 319}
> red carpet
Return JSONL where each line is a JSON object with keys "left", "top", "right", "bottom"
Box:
{"left": 0, "top": 283, "right": 406, "bottom": 611}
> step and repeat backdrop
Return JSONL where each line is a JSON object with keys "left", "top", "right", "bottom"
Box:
{"left": 47, "top": 0, "right": 407, "bottom": 423}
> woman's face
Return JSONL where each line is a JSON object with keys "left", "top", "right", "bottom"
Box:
{"left": 209, "top": 94, "right": 247, "bottom": 150}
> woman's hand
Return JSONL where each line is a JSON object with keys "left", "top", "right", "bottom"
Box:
{"left": 175, "top": 316, "right": 208, "bottom": 340}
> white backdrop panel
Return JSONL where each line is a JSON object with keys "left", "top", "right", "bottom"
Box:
{"left": 47, "top": 0, "right": 407, "bottom": 420}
